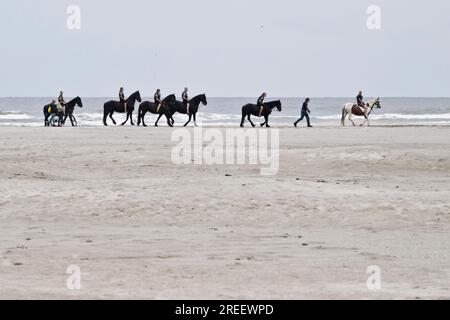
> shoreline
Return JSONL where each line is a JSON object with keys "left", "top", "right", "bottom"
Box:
{"left": 1, "top": 122, "right": 450, "bottom": 129}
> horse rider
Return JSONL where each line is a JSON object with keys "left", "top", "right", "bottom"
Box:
{"left": 357, "top": 90, "right": 368, "bottom": 111}
{"left": 257, "top": 92, "right": 267, "bottom": 117}
{"left": 182, "top": 87, "right": 189, "bottom": 115}
{"left": 155, "top": 89, "right": 162, "bottom": 113}
{"left": 58, "top": 91, "right": 66, "bottom": 107}
{"left": 119, "top": 87, "right": 127, "bottom": 113}
{"left": 49, "top": 99, "right": 65, "bottom": 127}
{"left": 294, "top": 98, "right": 313, "bottom": 128}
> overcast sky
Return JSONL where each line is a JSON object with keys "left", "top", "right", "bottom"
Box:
{"left": 1, "top": 0, "right": 449, "bottom": 97}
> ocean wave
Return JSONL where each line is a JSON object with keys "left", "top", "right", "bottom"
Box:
{"left": 0, "top": 113, "right": 34, "bottom": 120}
{"left": 316, "top": 113, "right": 450, "bottom": 120}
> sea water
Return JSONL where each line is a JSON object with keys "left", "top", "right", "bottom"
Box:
{"left": 1, "top": 97, "right": 449, "bottom": 127}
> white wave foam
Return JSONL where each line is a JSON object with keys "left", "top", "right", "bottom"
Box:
{"left": 0, "top": 114, "right": 34, "bottom": 120}
{"left": 316, "top": 113, "right": 450, "bottom": 120}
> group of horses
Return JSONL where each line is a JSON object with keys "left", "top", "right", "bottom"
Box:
{"left": 43, "top": 91, "right": 382, "bottom": 127}
{"left": 103, "top": 91, "right": 208, "bottom": 127}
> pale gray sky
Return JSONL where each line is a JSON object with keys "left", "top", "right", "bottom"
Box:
{"left": 1, "top": 0, "right": 449, "bottom": 97}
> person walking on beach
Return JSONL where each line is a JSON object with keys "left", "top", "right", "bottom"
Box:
{"left": 182, "top": 87, "right": 189, "bottom": 115}
{"left": 119, "top": 87, "right": 127, "bottom": 113}
{"left": 357, "top": 91, "right": 367, "bottom": 111}
{"left": 257, "top": 92, "right": 267, "bottom": 117}
{"left": 294, "top": 98, "right": 313, "bottom": 128}
{"left": 155, "top": 89, "right": 162, "bottom": 113}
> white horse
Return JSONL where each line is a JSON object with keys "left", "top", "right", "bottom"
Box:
{"left": 341, "top": 98, "right": 381, "bottom": 127}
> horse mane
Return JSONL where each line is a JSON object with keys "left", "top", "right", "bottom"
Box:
{"left": 127, "top": 91, "right": 140, "bottom": 101}
{"left": 190, "top": 94, "right": 206, "bottom": 103}
{"left": 164, "top": 94, "right": 176, "bottom": 101}
{"left": 265, "top": 100, "right": 281, "bottom": 106}
{"left": 66, "top": 96, "right": 80, "bottom": 106}
{"left": 367, "top": 98, "right": 379, "bottom": 107}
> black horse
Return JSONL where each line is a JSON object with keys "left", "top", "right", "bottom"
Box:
{"left": 240, "top": 100, "right": 282, "bottom": 128}
{"left": 103, "top": 91, "right": 142, "bottom": 126}
{"left": 168, "top": 94, "right": 208, "bottom": 127}
{"left": 137, "top": 94, "right": 177, "bottom": 127}
{"left": 43, "top": 96, "right": 83, "bottom": 127}
{"left": 63, "top": 96, "right": 83, "bottom": 126}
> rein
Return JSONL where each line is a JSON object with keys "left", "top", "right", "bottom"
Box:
{"left": 367, "top": 101, "right": 377, "bottom": 117}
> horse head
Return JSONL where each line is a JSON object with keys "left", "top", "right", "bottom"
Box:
{"left": 275, "top": 100, "right": 282, "bottom": 112}
{"left": 129, "top": 91, "right": 142, "bottom": 103}
{"left": 76, "top": 96, "right": 83, "bottom": 108}
{"left": 190, "top": 94, "right": 207, "bottom": 107}
{"left": 369, "top": 98, "right": 381, "bottom": 109}
{"left": 199, "top": 94, "right": 208, "bottom": 106}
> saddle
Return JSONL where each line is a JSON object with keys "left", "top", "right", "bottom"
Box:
{"left": 351, "top": 105, "right": 366, "bottom": 116}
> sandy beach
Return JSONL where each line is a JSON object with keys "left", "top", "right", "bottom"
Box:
{"left": 0, "top": 125, "right": 449, "bottom": 299}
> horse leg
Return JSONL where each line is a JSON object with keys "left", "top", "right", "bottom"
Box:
{"left": 155, "top": 114, "right": 163, "bottom": 127}
{"left": 141, "top": 110, "right": 147, "bottom": 127}
{"left": 360, "top": 116, "right": 368, "bottom": 127}
{"left": 109, "top": 112, "right": 117, "bottom": 125}
{"left": 121, "top": 113, "right": 129, "bottom": 126}
{"left": 264, "top": 115, "right": 270, "bottom": 128}
{"left": 348, "top": 113, "right": 356, "bottom": 126}
{"left": 130, "top": 112, "right": 135, "bottom": 126}
{"left": 166, "top": 114, "right": 172, "bottom": 127}
{"left": 193, "top": 113, "right": 198, "bottom": 127}
{"left": 184, "top": 114, "right": 192, "bottom": 127}
{"left": 248, "top": 115, "right": 255, "bottom": 128}
{"left": 240, "top": 113, "right": 246, "bottom": 127}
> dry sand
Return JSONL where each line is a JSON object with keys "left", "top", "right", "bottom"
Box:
{"left": 0, "top": 125, "right": 449, "bottom": 299}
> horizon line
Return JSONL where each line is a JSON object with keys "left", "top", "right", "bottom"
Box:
{"left": 1, "top": 96, "right": 450, "bottom": 99}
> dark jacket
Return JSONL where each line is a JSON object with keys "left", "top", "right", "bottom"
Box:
{"left": 182, "top": 92, "right": 189, "bottom": 105}
{"left": 154, "top": 92, "right": 162, "bottom": 104}
{"left": 301, "top": 101, "right": 310, "bottom": 113}
{"left": 257, "top": 95, "right": 265, "bottom": 107}
{"left": 357, "top": 94, "right": 364, "bottom": 107}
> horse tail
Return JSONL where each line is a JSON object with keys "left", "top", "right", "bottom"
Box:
{"left": 103, "top": 102, "right": 109, "bottom": 126}
{"left": 341, "top": 105, "right": 346, "bottom": 126}
{"left": 137, "top": 103, "right": 142, "bottom": 125}
{"left": 242, "top": 104, "right": 249, "bottom": 116}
